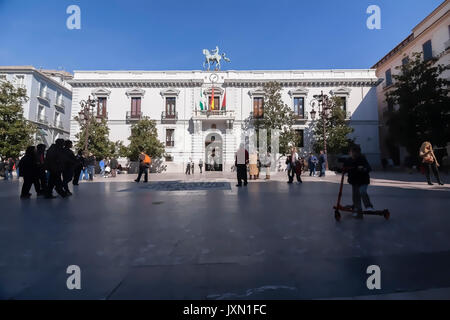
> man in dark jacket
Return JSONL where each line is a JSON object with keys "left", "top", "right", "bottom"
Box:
{"left": 135, "top": 151, "right": 150, "bottom": 183}
{"left": 109, "top": 157, "right": 118, "bottom": 178}
{"left": 318, "top": 150, "right": 327, "bottom": 177}
{"left": 85, "top": 153, "right": 96, "bottom": 181}
{"left": 235, "top": 144, "right": 249, "bottom": 187}
{"left": 36, "top": 144, "right": 47, "bottom": 194}
{"left": 346, "top": 145, "right": 374, "bottom": 218}
{"left": 45, "top": 139, "right": 66, "bottom": 198}
{"left": 62, "top": 140, "right": 77, "bottom": 195}
{"left": 18, "top": 146, "right": 39, "bottom": 199}
{"left": 72, "top": 150, "right": 84, "bottom": 185}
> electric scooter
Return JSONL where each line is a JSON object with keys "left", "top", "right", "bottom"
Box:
{"left": 333, "top": 168, "right": 390, "bottom": 221}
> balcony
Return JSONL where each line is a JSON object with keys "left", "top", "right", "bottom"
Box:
{"left": 193, "top": 109, "right": 235, "bottom": 121}
{"left": 37, "top": 91, "right": 51, "bottom": 103}
{"left": 53, "top": 119, "right": 64, "bottom": 130}
{"left": 161, "top": 111, "right": 178, "bottom": 123}
{"left": 96, "top": 112, "right": 109, "bottom": 121}
{"left": 293, "top": 114, "right": 307, "bottom": 122}
{"left": 126, "top": 111, "right": 142, "bottom": 123}
{"left": 54, "top": 100, "right": 65, "bottom": 110}
{"left": 36, "top": 114, "right": 48, "bottom": 125}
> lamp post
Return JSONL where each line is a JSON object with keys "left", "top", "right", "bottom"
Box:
{"left": 309, "top": 90, "right": 332, "bottom": 171}
{"left": 78, "top": 95, "right": 98, "bottom": 153}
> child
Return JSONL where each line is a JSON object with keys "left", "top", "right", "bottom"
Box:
{"left": 347, "top": 145, "right": 374, "bottom": 218}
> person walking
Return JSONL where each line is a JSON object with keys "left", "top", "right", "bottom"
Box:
{"left": 62, "top": 140, "right": 77, "bottom": 196}
{"left": 318, "top": 150, "right": 327, "bottom": 177}
{"left": 135, "top": 151, "right": 151, "bottom": 183}
{"left": 45, "top": 139, "right": 66, "bottom": 198}
{"left": 198, "top": 159, "right": 203, "bottom": 173}
{"left": 18, "top": 146, "right": 39, "bottom": 199}
{"left": 191, "top": 159, "right": 195, "bottom": 174}
{"left": 99, "top": 158, "right": 105, "bottom": 177}
{"left": 85, "top": 153, "right": 96, "bottom": 181}
{"left": 5, "top": 158, "right": 14, "bottom": 180}
{"left": 185, "top": 160, "right": 191, "bottom": 175}
{"left": 235, "top": 144, "right": 249, "bottom": 187}
{"left": 346, "top": 145, "right": 374, "bottom": 219}
{"left": 419, "top": 141, "right": 444, "bottom": 186}
{"left": 263, "top": 151, "right": 272, "bottom": 180}
{"left": 36, "top": 144, "right": 47, "bottom": 193}
{"left": 249, "top": 152, "right": 258, "bottom": 180}
{"left": 110, "top": 157, "right": 118, "bottom": 178}
{"left": 72, "top": 150, "right": 84, "bottom": 186}
{"left": 308, "top": 153, "right": 317, "bottom": 177}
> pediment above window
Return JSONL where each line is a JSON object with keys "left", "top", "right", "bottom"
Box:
{"left": 288, "top": 87, "right": 309, "bottom": 96}
{"left": 330, "top": 87, "right": 351, "bottom": 96}
{"left": 248, "top": 88, "right": 265, "bottom": 97}
{"left": 91, "top": 88, "right": 111, "bottom": 97}
{"left": 203, "top": 87, "right": 224, "bottom": 96}
{"left": 126, "top": 88, "right": 146, "bottom": 97}
{"left": 160, "top": 88, "right": 180, "bottom": 97}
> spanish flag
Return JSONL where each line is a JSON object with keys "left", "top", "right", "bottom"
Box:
{"left": 211, "top": 87, "right": 215, "bottom": 110}
{"left": 222, "top": 90, "right": 226, "bottom": 110}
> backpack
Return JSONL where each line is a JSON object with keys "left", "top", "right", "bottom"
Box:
{"left": 143, "top": 154, "right": 151, "bottom": 165}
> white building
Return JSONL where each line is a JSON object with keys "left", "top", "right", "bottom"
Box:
{"left": 0, "top": 66, "right": 73, "bottom": 146}
{"left": 69, "top": 69, "right": 381, "bottom": 172}
{"left": 372, "top": 0, "right": 450, "bottom": 165}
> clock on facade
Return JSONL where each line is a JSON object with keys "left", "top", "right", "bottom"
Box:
{"left": 209, "top": 73, "right": 219, "bottom": 83}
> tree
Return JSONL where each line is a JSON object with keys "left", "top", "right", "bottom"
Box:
{"left": 109, "top": 140, "right": 128, "bottom": 159}
{"left": 385, "top": 52, "right": 450, "bottom": 156}
{"left": 312, "top": 96, "right": 354, "bottom": 154}
{"left": 254, "top": 81, "right": 299, "bottom": 155}
{"left": 127, "top": 118, "right": 165, "bottom": 161}
{"left": 74, "top": 115, "right": 112, "bottom": 159}
{"left": 0, "top": 81, "right": 36, "bottom": 159}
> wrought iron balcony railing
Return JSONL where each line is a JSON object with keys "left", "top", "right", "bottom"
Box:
{"left": 38, "top": 91, "right": 51, "bottom": 101}
{"left": 36, "top": 114, "right": 48, "bottom": 125}
{"left": 162, "top": 111, "right": 178, "bottom": 121}
{"left": 126, "top": 111, "right": 142, "bottom": 122}
{"left": 55, "top": 100, "right": 65, "bottom": 109}
{"left": 53, "top": 119, "right": 64, "bottom": 129}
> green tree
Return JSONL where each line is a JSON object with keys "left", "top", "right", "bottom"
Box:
{"left": 255, "top": 81, "right": 299, "bottom": 154}
{"left": 0, "top": 81, "right": 36, "bottom": 159}
{"left": 312, "top": 96, "right": 354, "bottom": 154}
{"left": 74, "top": 115, "right": 112, "bottom": 159}
{"left": 385, "top": 52, "right": 450, "bottom": 156}
{"left": 109, "top": 140, "right": 128, "bottom": 158}
{"left": 127, "top": 118, "right": 165, "bottom": 161}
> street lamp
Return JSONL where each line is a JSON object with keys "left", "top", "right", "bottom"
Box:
{"left": 78, "top": 95, "right": 98, "bottom": 152}
{"left": 309, "top": 90, "right": 332, "bottom": 171}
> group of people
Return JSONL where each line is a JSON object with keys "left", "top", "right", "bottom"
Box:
{"left": 0, "top": 157, "right": 18, "bottom": 180}
{"left": 185, "top": 159, "right": 204, "bottom": 175}
{"left": 16, "top": 139, "right": 80, "bottom": 199}
{"left": 307, "top": 151, "right": 327, "bottom": 177}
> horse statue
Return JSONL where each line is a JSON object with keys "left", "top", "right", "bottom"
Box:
{"left": 202, "top": 46, "right": 231, "bottom": 71}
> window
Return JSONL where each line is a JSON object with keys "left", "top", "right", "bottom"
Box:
{"left": 208, "top": 96, "right": 220, "bottom": 111}
{"left": 54, "top": 112, "right": 61, "bottom": 127}
{"left": 385, "top": 69, "right": 392, "bottom": 87}
{"left": 293, "top": 97, "right": 305, "bottom": 118}
{"left": 401, "top": 57, "right": 409, "bottom": 65}
{"left": 39, "top": 83, "right": 47, "bottom": 97}
{"left": 295, "top": 129, "right": 304, "bottom": 148}
{"left": 253, "top": 97, "right": 264, "bottom": 118}
{"left": 15, "top": 75, "right": 24, "bottom": 86}
{"left": 337, "top": 96, "right": 347, "bottom": 112}
{"left": 423, "top": 40, "right": 433, "bottom": 61}
{"left": 131, "top": 97, "right": 141, "bottom": 117}
{"left": 56, "top": 92, "right": 63, "bottom": 106}
{"left": 97, "top": 97, "right": 107, "bottom": 117}
{"left": 38, "top": 105, "right": 45, "bottom": 121}
{"left": 165, "top": 97, "right": 176, "bottom": 117}
{"left": 166, "top": 129, "right": 174, "bottom": 147}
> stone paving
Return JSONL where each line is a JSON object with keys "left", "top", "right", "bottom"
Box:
{"left": 0, "top": 171, "right": 449, "bottom": 299}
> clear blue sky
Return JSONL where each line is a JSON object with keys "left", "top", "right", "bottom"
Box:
{"left": 0, "top": 0, "right": 444, "bottom": 72}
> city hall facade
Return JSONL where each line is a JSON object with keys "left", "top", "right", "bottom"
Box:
{"left": 69, "top": 69, "right": 381, "bottom": 172}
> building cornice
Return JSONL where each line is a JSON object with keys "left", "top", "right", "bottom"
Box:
{"left": 224, "top": 79, "right": 380, "bottom": 87}
{"left": 68, "top": 79, "right": 203, "bottom": 88}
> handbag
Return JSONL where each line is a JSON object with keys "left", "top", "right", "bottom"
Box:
{"left": 423, "top": 155, "right": 434, "bottom": 164}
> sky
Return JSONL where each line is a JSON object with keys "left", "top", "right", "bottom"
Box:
{"left": 0, "top": 0, "right": 445, "bottom": 72}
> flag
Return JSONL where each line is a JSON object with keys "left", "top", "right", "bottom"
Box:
{"left": 222, "top": 90, "right": 226, "bottom": 110}
{"left": 211, "top": 87, "right": 215, "bottom": 110}
{"left": 199, "top": 90, "right": 204, "bottom": 110}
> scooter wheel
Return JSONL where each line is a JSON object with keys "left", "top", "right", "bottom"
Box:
{"left": 334, "top": 210, "right": 341, "bottom": 221}
{"left": 384, "top": 210, "right": 390, "bottom": 220}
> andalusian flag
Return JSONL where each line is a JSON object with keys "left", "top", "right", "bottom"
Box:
{"left": 222, "top": 90, "right": 226, "bottom": 110}
{"left": 211, "top": 87, "right": 215, "bottom": 110}
{"left": 199, "top": 90, "right": 204, "bottom": 110}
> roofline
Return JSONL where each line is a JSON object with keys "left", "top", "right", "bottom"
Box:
{"left": 72, "top": 69, "right": 377, "bottom": 73}
{"left": 412, "top": 0, "right": 449, "bottom": 34}
{"left": 0, "top": 66, "right": 73, "bottom": 95}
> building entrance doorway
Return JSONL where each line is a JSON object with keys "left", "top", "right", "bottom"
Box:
{"left": 205, "top": 133, "right": 223, "bottom": 171}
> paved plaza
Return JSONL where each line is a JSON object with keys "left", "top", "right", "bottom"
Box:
{"left": 0, "top": 171, "right": 450, "bottom": 299}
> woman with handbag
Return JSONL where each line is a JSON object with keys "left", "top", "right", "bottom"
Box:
{"left": 419, "top": 141, "right": 444, "bottom": 186}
